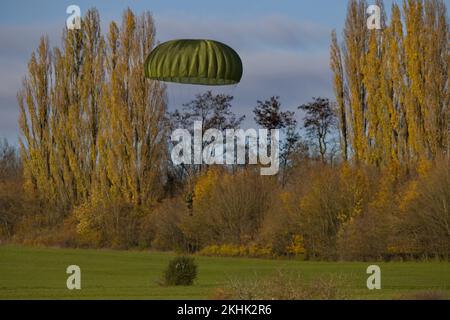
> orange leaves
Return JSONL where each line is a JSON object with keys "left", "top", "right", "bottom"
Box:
{"left": 193, "top": 168, "right": 220, "bottom": 204}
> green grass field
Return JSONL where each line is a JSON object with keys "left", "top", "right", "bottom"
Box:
{"left": 0, "top": 245, "right": 449, "bottom": 299}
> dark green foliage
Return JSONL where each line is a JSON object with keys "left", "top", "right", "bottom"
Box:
{"left": 163, "top": 256, "right": 198, "bottom": 286}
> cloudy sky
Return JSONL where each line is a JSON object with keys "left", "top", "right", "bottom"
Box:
{"left": 0, "top": 0, "right": 396, "bottom": 143}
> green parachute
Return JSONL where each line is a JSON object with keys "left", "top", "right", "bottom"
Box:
{"left": 144, "top": 39, "right": 243, "bottom": 86}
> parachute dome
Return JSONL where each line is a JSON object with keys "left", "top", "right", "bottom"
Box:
{"left": 144, "top": 39, "right": 243, "bottom": 86}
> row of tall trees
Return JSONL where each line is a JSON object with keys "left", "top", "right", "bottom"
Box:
{"left": 330, "top": 0, "right": 449, "bottom": 168}
{"left": 18, "top": 9, "right": 167, "bottom": 213}
{"left": 7, "top": 2, "right": 448, "bottom": 256}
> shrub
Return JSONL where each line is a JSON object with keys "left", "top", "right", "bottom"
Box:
{"left": 163, "top": 256, "right": 198, "bottom": 286}
{"left": 295, "top": 165, "right": 377, "bottom": 260}
{"left": 336, "top": 169, "right": 400, "bottom": 261}
{"left": 149, "top": 197, "right": 197, "bottom": 252}
{"left": 398, "top": 160, "right": 450, "bottom": 258}
{"left": 337, "top": 205, "right": 396, "bottom": 261}
{"left": 296, "top": 167, "right": 343, "bottom": 259}
{"left": 260, "top": 191, "right": 302, "bottom": 257}
{"left": 73, "top": 196, "right": 147, "bottom": 249}
{"left": 186, "top": 169, "right": 275, "bottom": 247}
{"left": 287, "top": 234, "right": 305, "bottom": 256}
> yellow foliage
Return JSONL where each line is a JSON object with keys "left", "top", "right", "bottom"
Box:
{"left": 198, "top": 244, "right": 273, "bottom": 258}
{"left": 399, "top": 180, "right": 419, "bottom": 213}
{"left": 193, "top": 168, "right": 220, "bottom": 204}
{"left": 73, "top": 200, "right": 103, "bottom": 246}
{"left": 417, "top": 159, "right": 432, "bottom": 177}
{"left": 339, "top": 165, "right": 370, "bottom": 219}
{"left": 287, "top": 234, "right": 305, "bottom": 255}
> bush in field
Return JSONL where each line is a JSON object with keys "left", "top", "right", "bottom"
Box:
{"left": 163, "top": 256, "right": 197, "bottom": 286}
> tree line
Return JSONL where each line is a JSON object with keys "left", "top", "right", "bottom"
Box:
{"left": 0, "top": 1, "right": 448, "bottom": 259}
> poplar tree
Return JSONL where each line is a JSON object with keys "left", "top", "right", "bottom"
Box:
{"left": 98, "top": 10, "right": 167, "bottom": 207}
{"left": 18, "top": 37, "right": 54, "bottom": 204}
{"left": 331, "top": 0, "right": 448, "bottom": 168}
{"left": 343, "top": 0, "right": 369, "bottom": 162}
{"left": 18, "top": 8, "right": 167, "bottom": 214}
{"left": 330, "top": 30, "right": 348, "bottom": 161}
{"left": 380, "top": 4, "right": 405, "bottom": 166}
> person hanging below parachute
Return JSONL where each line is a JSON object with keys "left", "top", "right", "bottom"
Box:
{"left": 144, "top": 39, "right": 243, "bottom": 86}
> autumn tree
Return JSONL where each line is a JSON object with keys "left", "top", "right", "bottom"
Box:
{"left": 330, "top": 30, "right": 348, "bottom": 161}
{"left": 18, "top": 8, "right": 167, "bottom": 224}
{"left": 330, "top": 0, "right": 449, "bottom": 168}
{"left": 51, "top": 9, "right": 105, "bottom": 208}
{"left": 403, "top": 0, "right": 449, "bottom": 162}
{"left": 18, "top": 36, "right": 54, "bottom": 205}
{"left": 97, "top": 9, "right": 167, "bottom": 207}
{"left": 343, "top": 0, "right": 369, "bottom": 162}
{"left": 380, "top": 3, "right": 406, "bottom": 168}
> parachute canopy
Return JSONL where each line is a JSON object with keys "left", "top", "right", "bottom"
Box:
{"left": 145, "top": 39, "right": 243, "bottom": 86}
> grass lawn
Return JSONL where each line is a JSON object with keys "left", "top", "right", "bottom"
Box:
{"left": 0, "top": 245, "right": 449, "bottom": 299}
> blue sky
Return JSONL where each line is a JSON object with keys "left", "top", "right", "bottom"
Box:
{"left": 0, "top": 0, "right": 401, "bottom": 143}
